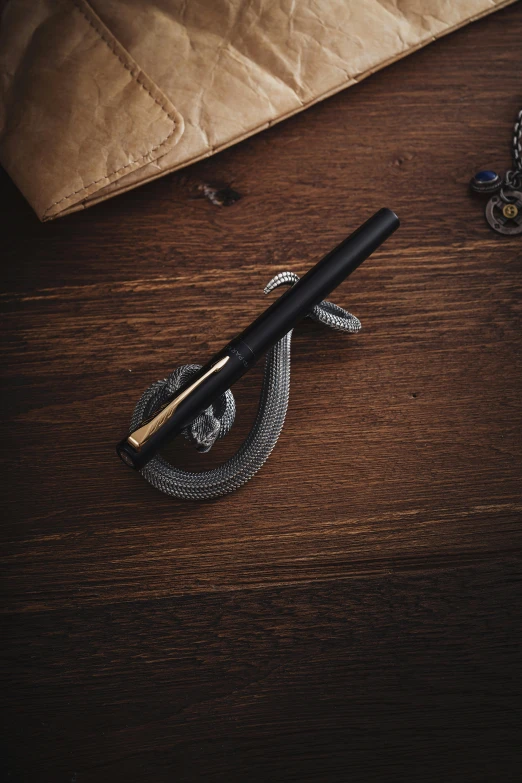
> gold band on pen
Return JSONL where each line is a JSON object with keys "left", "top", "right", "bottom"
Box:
{"left": 127, "top": 356, "right": 230, "bottom": 450}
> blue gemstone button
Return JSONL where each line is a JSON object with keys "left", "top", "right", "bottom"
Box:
{"left": 475, "top": 170, "right": 498, "bottom": 182}
{"left": 470, "top": 169, "right": 501, "bottom": 194}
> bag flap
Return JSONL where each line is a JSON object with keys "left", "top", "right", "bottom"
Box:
{"left": 0, "top": 0, "right": 184, "bottom": 220}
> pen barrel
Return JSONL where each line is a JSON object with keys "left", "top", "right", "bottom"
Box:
{"left": 117, "top": 208, "right": 399, "bottom": 470}
{"left": 235, "top": 208, "right": 399, "bottom": 357}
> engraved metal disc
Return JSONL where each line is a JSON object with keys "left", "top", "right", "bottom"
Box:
{"left": 485, "top": 190, "right": 522, "bottom": 235}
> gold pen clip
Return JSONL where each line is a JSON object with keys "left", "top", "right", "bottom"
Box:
{"left": 127, "top": 356, "right": 230, "bottom": 450}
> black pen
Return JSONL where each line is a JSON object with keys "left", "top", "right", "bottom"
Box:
{"left": 117, "top": 208, "right": 400, "bottom": 470}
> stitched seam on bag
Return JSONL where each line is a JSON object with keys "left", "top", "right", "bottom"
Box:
{"left": 43, "top": 0, "right": 178, "bottom": 218}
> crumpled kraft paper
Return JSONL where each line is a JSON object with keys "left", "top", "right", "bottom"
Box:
{"left": 0, "top": 0, "right": 515, "bottom": 221}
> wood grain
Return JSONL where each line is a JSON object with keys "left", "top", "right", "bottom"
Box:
{"left": 1, "top": 4, "right": 522, "bottom": 781}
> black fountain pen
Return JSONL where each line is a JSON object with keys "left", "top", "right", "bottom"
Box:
{"left": 117, "top": 208, "right": 400, "bottom": 470}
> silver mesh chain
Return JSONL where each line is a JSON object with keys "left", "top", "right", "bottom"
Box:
{"left": 129, "top": 272, "right": 361, "bottom": 500}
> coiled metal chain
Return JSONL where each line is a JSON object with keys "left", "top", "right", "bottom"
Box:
{"left": 503, "top": 107, "right": 522, "bottom": 194}
{"left": 512, "top": 109, "right": 521, "bottom": 169}
{"left": 129, "top": 272, "right": 361, "bottom": 500}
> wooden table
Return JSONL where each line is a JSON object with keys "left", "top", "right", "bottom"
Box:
{"left": 2, "top": 4, "right": 521, "bottom": 781}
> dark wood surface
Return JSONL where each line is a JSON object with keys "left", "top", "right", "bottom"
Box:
{"left": 2, "top": 4, "right": 522, "bottom": 781}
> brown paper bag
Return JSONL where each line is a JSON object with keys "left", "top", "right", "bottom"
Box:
{"left": 0, "top": 0, "right": 515, "bottom": 221}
